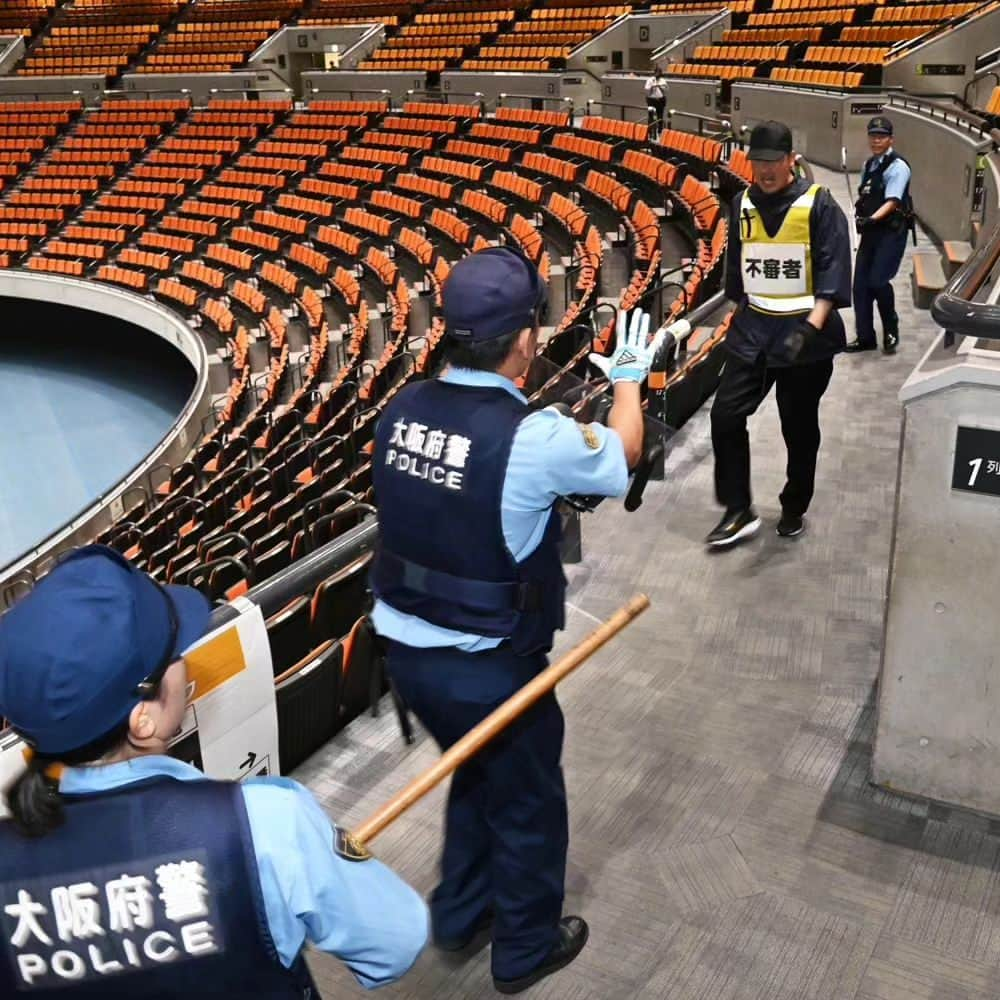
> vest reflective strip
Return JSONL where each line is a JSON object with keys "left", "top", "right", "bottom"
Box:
{"left": 741, "top": 184, "right": 818, "bottom": 314}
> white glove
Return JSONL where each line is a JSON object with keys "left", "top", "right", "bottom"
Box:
{"left": 588, "top": 309, "right": 653, "bottom": 384}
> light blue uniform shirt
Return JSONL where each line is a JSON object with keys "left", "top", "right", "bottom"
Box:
{"left": 59, "top": 756, "right": 428, "bottom": 990}
{"left": 872, "top": 152, "right": 911, "bottom": 203}
{"left": 371, "top": 367, "right": 630, "bottom": 651}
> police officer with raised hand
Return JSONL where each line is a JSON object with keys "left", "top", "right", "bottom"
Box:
{"left": 0, "top": 545, "right": 427, "bottom": 998}
{"left": 370, "top": 246, "right": 650, "bottom": 995}
{"left": 706, "top": 120, "right": 851, "bottom": 548}
{"left": 846, "top": 115, "right": 912, "bottom": 355}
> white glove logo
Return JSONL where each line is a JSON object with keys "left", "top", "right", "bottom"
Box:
{"left": 589, "top": 309, "right": 654, "bottom": 384}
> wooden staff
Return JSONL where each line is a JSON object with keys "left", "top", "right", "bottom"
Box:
{"left": 336, "top": 594, "right": 650, "bottom": 859}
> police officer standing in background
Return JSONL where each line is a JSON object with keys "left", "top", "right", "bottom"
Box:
{"left": 706, "top": 120, "right": 851, "bottom": 547}
{"left": 0, "top": 546, "right": 427, "bottom": 998}
{"left": 846, "top": 115, "right": 912, "bottom": 355}
{"left": 370, "top": 246, "right": 651, "bottom": 994}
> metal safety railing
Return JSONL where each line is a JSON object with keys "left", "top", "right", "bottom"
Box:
{"left": 931, "top": 220, "right": 1000, "bottom": 344}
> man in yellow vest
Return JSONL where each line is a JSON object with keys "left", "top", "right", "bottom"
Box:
{"left": 706, "top": 120, "right": 851, "bottom": 546}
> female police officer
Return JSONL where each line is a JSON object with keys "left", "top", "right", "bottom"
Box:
{"left": 0, "top": 544, "right": 427, "bottom": 997}
{"left": 370, "top": 246, "right": 651, "bottom": 994}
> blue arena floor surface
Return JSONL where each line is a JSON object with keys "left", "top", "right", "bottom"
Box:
{"left": 0, "top": 316, "right": 193, "bottom": 569}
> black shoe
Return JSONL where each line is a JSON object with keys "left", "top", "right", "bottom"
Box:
{"left": 704, "top": 508, "right": 761, "bottom": 548}
{"left": 844, "top": 340, "right": 877, "bottom": 353}
{"left": 883, "top": 328, "right": 899, "bottom": 354}
{"left": 493, "top": 916, "right": 589, "bottom": 995}
{"left": 776, "top": 512, "right": 805, "bottom": 537}
{"left": 434, "top": 910, "right": 493, "bottom": 952}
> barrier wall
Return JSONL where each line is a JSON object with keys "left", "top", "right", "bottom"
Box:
{"left": 303, "top": 69, "right": 423, "bottom": 104}
{"left": 599, "top": 73, "right": 719, "bottom": 126}
{"left": 885, "top": 96, "right": 993, "bottom": 242}
{"left": 119, "top": 70, "right": 288, "bottom": 105}
{"left": 0, "top": 274, "right": 210, "bottom": 589}
{"left": 440, "top": 70, "right": 586, "bottom": 110}
{"left": 0, "top": 74, "right": 105, "bottom": 105}
{"left": 730, "top": 83, "right": 891, "bottom": 170}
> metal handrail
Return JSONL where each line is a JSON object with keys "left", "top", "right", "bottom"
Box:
{"left": 931, "top": 220, "right": 1000, "bottom": 342}
{"left": 497, "top": 93, "right": 575, "bottom": 113}
{"left": 887, "top": 92, "right": 1000, "bottom": 142}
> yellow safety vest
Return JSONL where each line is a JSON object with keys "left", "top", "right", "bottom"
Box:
{"left": 739, "top": 183, "right": 819, "bottom": 314}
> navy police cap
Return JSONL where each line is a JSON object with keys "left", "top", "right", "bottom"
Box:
{"left": 867, "top": 116, "right": 893, "bottom": 135}
{"left": 442, "top": 246, "right": 546, "bottom": 343}
{"left": 0, "top": 545, "right": 210, "bottom": 755}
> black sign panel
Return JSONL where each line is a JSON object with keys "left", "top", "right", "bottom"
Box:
{"left": 916, "top": 63, "right": 966, "bottom": 76}
{"left": 952, "top": 426, "right": 1000, "bottom": 496}
{"left": 850, "top": 102, "right": 883, "bottom": 115}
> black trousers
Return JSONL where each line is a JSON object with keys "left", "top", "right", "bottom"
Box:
{"left": 647, "top": 98, "right": 665, "bottom": 127}
{"left": 710, "top": 352, "right": 834, "bottom": 516}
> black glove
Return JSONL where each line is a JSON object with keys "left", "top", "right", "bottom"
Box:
{"left": 855, "top": 215, "right": 873, "bottom": 234}
{"left": 783, "top": 319, "right": 820, "bottom": 362}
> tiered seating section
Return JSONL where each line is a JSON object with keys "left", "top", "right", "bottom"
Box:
{"left": 465, "top": 0, "right": 629, "bottom": 72}
{"left": 0, "top": 0, "right": 984, "bottom": 81}
{"left": 17, "top": 0, "right": 187, "bottom": 79}
{"left": 0, "top": 96, "right": 732, "bottom": 612}
{"left": 664, "top": 0, "right": 980, "bottom": 87}
{"left": 134, "top": 0, "right": 303, "bottom": 74}
{"left": 0, "top": 1, "right": 55, "bottom": 42}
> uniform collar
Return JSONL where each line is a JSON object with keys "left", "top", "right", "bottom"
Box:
{"left": 441, "top": 367, "right": 527, "bottom": 403}
{"left": 60, "top": 754, "right": 206, "bottom": 795}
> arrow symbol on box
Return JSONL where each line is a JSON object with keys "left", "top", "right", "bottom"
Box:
{"left": 240, "top": 752, "right": 257, "bottom": 771}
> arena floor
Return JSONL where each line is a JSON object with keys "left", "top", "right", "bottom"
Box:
{"left": 300, "top": 168, "right": 994, "bottom": 999}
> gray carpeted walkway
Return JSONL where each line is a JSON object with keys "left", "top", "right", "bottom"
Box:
{"left": 301, "top": 168, "right": 992, "bottom": 999}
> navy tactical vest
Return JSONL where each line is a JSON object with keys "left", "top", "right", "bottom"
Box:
{"left": 856, "top": 151, "right": 912, "bottom": 230}
{"left": 0, "top": 777, "right": 317, "bottom": 998}
{"left": 371, "top": 379, "right": 566, "bottom": 655}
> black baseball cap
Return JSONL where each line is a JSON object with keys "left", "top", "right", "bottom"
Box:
{"left": 747, "top": 120, "right": 793, "bottom": 161}
{"left": 867, "top": 116, "right": 893, "bottom": 135}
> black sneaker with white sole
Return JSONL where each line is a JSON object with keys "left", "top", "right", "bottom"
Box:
{"left": 776, "top": 512, "right": 805, "bottom": 537}
{"left": 704, "top": 508, "right": 761, "bottom": 548}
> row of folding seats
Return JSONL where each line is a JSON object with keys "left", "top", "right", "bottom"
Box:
{"left": 873, "top": 2, "right": 977, "bottom": 21}
{"left": 771, "top": 66, "right": 866, "bottom": 87}
{"left": 747, "top": 9, "right": 855, "bottom": 25}
{"left": 840, "top": 24, "right": 931, "bottom": 41}
{"left": 668, "top": 62, "right": 757, "bottom": 80}
{"left": 803, "top": 44, "right": 886, "bottom": 64}
{"left": 723, "top": 27, "right": 822, "bottom": 42}
{"left": 693, "top": 43, "right": 791, "bottom": 62}
{"left": 660, "top": 127, "right": 723, "bottom": 165}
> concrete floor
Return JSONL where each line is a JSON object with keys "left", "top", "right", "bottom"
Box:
{"left": 300, "top": 168, "right": 995, "bottom": 999}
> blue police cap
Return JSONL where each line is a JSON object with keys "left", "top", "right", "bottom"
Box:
{"left": 867, "top": 116, "right": 893, "bottom": 135}
{"left": 442, "top": 247, "right": 546, "bottom": 342}
{"left": 0, "top": 545, "right": 210, "bottom": 755}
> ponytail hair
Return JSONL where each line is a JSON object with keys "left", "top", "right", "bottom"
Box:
{"left": 4, "top": 717, "right": 132, "bottom": 838}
